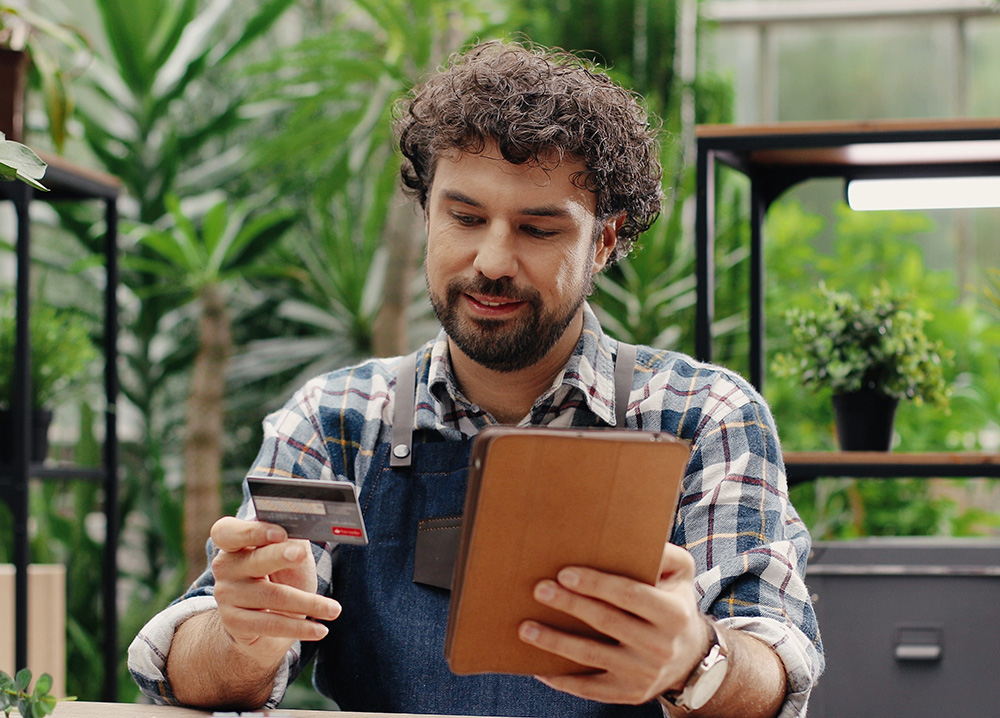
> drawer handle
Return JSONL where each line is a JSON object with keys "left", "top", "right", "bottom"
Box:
{"left": 894, "top": 644, "right": 942, "bottom": 661}
{"left": 894, "top": 626, "right": 943, "bottom": 662}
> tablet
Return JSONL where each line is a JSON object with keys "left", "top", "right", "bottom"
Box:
{"left": 444, "top": 426, "right": 690, "bottom": 676}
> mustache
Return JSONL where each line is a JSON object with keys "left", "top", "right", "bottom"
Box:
{"left": 448, "top": 276, "right": 540, "bottom": 303}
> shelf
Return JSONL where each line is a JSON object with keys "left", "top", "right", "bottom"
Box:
{"left": 0, "top": 154, "right": 120, "bottom": 700}
{"left": 0, "top": 465, "right": 107, "bottom": 486}
{"left": 785, "top": 451, "right": 1000, "bottom": 484}
{"left": 694, "top": 117, "right": 1000, "bottom": 387}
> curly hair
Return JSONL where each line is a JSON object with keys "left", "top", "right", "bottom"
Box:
{"left": 395, "top": 40, "right": 663, "bottom": 264}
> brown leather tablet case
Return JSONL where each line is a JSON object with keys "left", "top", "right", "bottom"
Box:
{"left": 444, "top": 426, "right": 691, "bottom": 676}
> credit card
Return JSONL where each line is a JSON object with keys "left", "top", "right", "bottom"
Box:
{"left": 247, "top": 475, "right": 369, "bottom": 545}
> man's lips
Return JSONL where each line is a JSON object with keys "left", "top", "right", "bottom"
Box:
{"left": 465, "top": 293, "right": 526, "bottom": 316}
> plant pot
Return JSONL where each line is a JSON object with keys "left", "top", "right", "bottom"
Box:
{"left": 0, "top": 47, "right": 28, "bottom": 143}
{"left": 832, "top": 390, "right": 899, "bottom": 451}
{"left": 0, "top": 408, "right": 53, "bottom": 465}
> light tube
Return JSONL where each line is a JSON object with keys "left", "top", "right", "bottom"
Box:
{"left": 847, "top": 176, "right": 1000, "bottom": 211}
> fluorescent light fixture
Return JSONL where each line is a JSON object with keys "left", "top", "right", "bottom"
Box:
{"left": 847, "top": 176, "right": 1000, "bottom": 211}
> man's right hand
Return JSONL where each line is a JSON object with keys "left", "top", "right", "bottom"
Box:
{"left": 210, "top": 516, "right": 342, "bottom": 666}
{"left": 166, "top": 516, "right": 341, "bottom": 709}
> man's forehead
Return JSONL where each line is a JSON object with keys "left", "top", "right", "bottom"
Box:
{"left": 437, "top": 143, "right": 585, "bottom": 174}
{"left": 431, "top": 145, "right": 592, "bottom": 203}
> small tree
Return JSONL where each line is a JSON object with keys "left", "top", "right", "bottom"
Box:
{"left": 129, "top": 195, "right": 296, "bottom": 583}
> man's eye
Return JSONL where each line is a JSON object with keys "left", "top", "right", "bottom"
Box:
{"left": 524, "top": 225, "right": 557, "bottom": 238}
{"left": 453, "top": 213, "right": 480, "bottom": 225}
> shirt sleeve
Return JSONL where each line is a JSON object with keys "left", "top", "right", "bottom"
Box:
{"left": 671, "top": 381, "right": 824, "bottom": 718}
{"left": 127, "top": 386, "right": 340, "bottom": 708}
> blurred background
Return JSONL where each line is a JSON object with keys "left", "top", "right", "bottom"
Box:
{"left": 0, "top": 0, "right": 998, "bottom": 705}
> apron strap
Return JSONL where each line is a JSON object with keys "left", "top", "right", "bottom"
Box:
{"left": 390, "top": 351, "right": 419, "bottom": 468}
{"left": 614, "top": 341, "right": 637, "bottom": 428}
{"left": 389, "top": 342, "right": 638, "bottom": 468}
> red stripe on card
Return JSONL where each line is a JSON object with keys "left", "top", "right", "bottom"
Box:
{"left": 332, "top": 526, "right": 363, "bottom": 537}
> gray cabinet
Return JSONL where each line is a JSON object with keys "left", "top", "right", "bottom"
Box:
{"left": 807, "top": 538, "right": 1000, "bottom": 717}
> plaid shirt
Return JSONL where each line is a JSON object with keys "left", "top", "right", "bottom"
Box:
{"left": 128, "top": 304, "right": 823, "bottom": 716}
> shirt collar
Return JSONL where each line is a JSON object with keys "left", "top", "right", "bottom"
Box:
{"left": 424, "top": 302, "right": 619, "bottom": 427}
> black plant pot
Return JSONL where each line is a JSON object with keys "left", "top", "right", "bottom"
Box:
{"left": 0, "top": 408, "right": 54, "bottom": 465}
{"left": 832, "top": 390, "right": 899, "bottom": 451}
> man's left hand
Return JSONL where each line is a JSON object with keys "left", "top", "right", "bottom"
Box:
{"left": 518, "top": 542, "right": 712, "bottom": 705}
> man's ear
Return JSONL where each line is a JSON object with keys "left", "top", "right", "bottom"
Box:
{"left": 593, "top": 213, "right": 626, "bottom": 273}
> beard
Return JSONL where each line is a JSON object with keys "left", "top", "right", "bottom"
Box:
{"left": 429, "top": 274, "right": 591, "bottom": 373}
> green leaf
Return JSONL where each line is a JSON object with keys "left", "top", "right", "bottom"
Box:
{"left": 150, "top": 0, "right": 232, "bottom": 99}
{"left": 136, "top": 230, "right": 192, "bottom": 273}
{"left": 217, "top": 0, "right": 298, "bottom": 65}
{"left": 33, "top": 674, "right": 52, "bottom": 696}
{"left": 14, "top": 669, "right": 31, "bottom": 692}
{"left": 36, "top": 694, "right": 57, "bottom": 717}
{"left": 220, "top": 210, "right": 297, "bottom": 274}
{"left": 0, "top": 139, "right": 49, "bottom": 191}
{"left": 200, "top": 200, "right": 234, "bottom": 267}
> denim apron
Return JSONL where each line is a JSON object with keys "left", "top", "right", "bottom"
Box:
{"left": 318, "top": 344, "right": 662, "bottom": 717}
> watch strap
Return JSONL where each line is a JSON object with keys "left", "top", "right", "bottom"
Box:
{"left": 660, "top": 617, "right": 729, "bottom": 713}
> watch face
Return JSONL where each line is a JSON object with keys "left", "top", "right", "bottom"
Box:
{"left": 685, "top": 657, "right": 728, "bottom": 710}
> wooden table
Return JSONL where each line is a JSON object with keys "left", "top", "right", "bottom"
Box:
{"left": 41, "top": 702, "right": 484, "bottom": 718}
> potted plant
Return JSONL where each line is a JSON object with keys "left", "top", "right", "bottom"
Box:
{"left": 0, "top": 3, "right": 91, "bottom": 153}
{"left": 0, "top": 293, "right": 98, "bottom": 464}
{"left": 772, "top": 282, "right": 951, "bottom": 451}
{"left": 1, "top": 667, "right": 72, "bottom": 717}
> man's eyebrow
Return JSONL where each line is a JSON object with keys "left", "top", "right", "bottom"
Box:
{"left": 522, "top": 205, "right": 570, "bottom": 218}
{"left": 440, "top": 189, "right": 570, "bottom": 219}
{"left": 441, "top": 189, "right": 483, "bottom": 208}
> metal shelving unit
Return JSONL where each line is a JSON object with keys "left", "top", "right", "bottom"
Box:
{"left": 694, "top": 118, "right": 1000, "bottom": 481}
{"left": 0, "top": 151, "right": 120, "bottom": 700}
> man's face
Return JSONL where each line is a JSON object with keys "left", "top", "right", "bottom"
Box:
{"left": 425, "top": 145, "right": 617, "bottom": 372}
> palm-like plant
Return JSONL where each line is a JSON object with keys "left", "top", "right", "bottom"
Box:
{"left": 79, "top": 0, "right": 297, "bottom": 223}
{"left": 128, "top": 195, "right": 296, "bottom": 583}
{"left": 240, "top": 0, "right": 505, "bottom": 360}
{"left": 58, "top": 0, "right": 299, "bottom": 603}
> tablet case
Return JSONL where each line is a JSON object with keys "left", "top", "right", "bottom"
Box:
{"left": 444, "top": 426, "right": 691, "bottom": 676}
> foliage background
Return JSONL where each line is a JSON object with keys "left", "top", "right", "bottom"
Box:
{"left": 0, "top": 0, "right": 997, "bottom": 706}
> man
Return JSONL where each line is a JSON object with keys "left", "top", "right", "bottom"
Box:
{"left": 129, "top": 40, "right": 823, "bottom": 717}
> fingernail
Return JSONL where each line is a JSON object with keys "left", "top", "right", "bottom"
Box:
{"left": 267, "top": 527, "right": 285, "bottom": 543}
{"left": 520, "top": 623, "right": 540, "bottom": 642}
{"left": 535, "top": 581, "right": 557, "bottom": 602}
{"left": 558, "top": 568, "right": 579, "bottom": 588}
{"left": 312, "top": 622, "right": 329, "bottom": 640}
{"left": 283, "top": 544, "right": 302, "bottom": 560}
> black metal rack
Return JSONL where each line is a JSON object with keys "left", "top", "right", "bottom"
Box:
{"left": 0, "top": 151, "right": 120, "bottom": 700}
{"left": 694, "top": 118, "right": 1000, "bottom": 481}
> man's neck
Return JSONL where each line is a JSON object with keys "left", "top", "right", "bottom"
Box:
{"left": 448, "top": 312, "right": 584, "bottom": 425}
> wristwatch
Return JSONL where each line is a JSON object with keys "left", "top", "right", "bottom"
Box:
{"left": 660, "top": 618, "right": 729, "bottom": 713}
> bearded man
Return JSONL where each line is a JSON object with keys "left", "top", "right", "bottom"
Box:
{"left": 129, "top": 40, "right": 823, "bottom": 718}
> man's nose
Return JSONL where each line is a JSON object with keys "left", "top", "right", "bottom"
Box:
{"left": 472, "top": 225, "right": 518, "bottom": 280}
